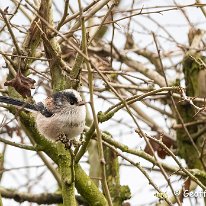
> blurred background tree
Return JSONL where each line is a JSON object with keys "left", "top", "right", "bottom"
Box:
{"left": 0, "top": 0, "right": 206, "bottom": 205}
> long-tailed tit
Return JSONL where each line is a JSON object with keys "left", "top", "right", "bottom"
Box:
{"left": 0, "top": 89, "right": 86, "bottom": 141}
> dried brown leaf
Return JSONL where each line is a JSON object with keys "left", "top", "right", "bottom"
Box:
{"left": 179, "top": 178, "right": 191, "bottom": 202}
{"left": 144, "top": 134, "right": 176, "bottom": 159}
{"left": 4, "top": 71, "right": 36, "bottom": 97}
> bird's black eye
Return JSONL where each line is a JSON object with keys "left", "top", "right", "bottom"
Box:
{"left": 63, "top": 92, "right": 78, "bottom": 105}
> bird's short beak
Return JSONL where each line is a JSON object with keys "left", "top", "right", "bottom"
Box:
{"left": 78, "top": 101, "right": 85, "bottom": 106}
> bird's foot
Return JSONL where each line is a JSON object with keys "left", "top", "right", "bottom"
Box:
{"left": 56, "top": 134, "right": 83, "bottom": 149}
{"left": 56, "top": 133, "right": 72, "bottom": 149}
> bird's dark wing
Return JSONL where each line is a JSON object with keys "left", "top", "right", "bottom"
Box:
{"left": 35, "top": 102, "right": 53, "bottom": 117}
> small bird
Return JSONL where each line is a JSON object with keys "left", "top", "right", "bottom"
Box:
{"left": 0, "top": 89, "right": 86, "bottom": 142}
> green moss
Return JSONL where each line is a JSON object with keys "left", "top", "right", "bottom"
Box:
{"left": 56, "top": 143, "right": 76, "bottom": 206}
{"left": 0, "top": 192, "right": 2, "bottom": 206}
{"left": 154, "top": 192, "right": 168, "bottom": 201}
{"left": 120, "top": 186, "right": 131, "bottom": 202}
{"left": 177, "top": 54, "right": 206, "bottom": 170}
{"left": 182, "top": 54, "right": 205, "bottom": 96}
{"left": 75, "top": 165, "right": 108, "bottom": 206}
{"left": 98, "top": 111, "right": 114, "bottom": 123}
{"left": 177, "top": 141, "right": 202, "bottom": 169}
{"left": 104, "top": 135, "right": 131, "bottom": 205}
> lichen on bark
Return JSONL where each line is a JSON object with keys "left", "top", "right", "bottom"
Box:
{"left": 177, "top": 53, "right": 206, "bottom": 172}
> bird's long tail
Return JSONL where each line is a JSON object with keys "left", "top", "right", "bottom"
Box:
{"left": 0, "top": 96, "right": 53, "bottom": 117}
{"left": 0, "top": 96, "right": 38, "bottom": 111}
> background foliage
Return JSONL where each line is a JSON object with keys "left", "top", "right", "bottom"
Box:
{"left": 0, "top": 0, "right": 206, "bottom": 205}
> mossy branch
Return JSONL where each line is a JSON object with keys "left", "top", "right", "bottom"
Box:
{"left": 39, "top": 0, "right": 65, "bottom": 91}
{"left": 15, "top": 110, "right": 107, "bottom": 205}
{"left": 68, "top": 46, "right": 85, "bottom": 89}
{"left": 75, "top": 165, "right": 108, "bottom": 206}
{"left": 104, "top": 134, "right": 131, "bottom": 205}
